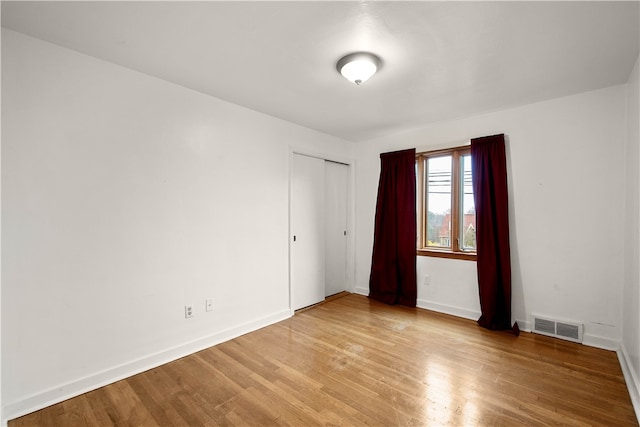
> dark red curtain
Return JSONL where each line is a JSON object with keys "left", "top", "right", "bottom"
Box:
{"left": 471, "top": 134, "right": 519, "bottom": 334}
{"left": 369, "top": 148, "right": 417, "bottom": 307}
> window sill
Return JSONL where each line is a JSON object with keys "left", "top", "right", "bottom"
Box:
{"left": 417, "top": 249, "right": 477, "bottom": 261}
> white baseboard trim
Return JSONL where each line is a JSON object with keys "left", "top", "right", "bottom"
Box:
{"left": 515, "top": 319, "right": 532, "bottom": 332}
{"left": 517, "top": 320, "right": 618, "bottom": 351}
{"left": 353, "top": 286, "right": 369, "bottom": 296}
{"left": 618, "top": 343, "right": 640, "bottom": 422}
{"left": 416, "top": 299, "right": 481, "bottom": 321}
{"left": 2, "top": 309, "right": 292, "bottom": 424}
{"left": 583, "top": 333, "right": 619, "bottom": 351}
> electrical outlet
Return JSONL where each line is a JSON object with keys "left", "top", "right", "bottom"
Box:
{"left": 205, "top": 298, "right": 214, "bottom": 312}
{"left": 423, "top": 275, "right": 430, "bottom": 286}
{"left": 185, "top": 305, "right": 194, "bottom": 318}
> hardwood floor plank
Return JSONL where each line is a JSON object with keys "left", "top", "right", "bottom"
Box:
{"left": 104, "top": 379, "right": 158, "bottom": 426}
{"left": 9, "top": 294, "right": 638, "bottom": 426}
{"left": 60, "top": 395, "right": 108, "bottom": 427}
{"left": 126, "top": 373, "right": 189, "bottom": 427}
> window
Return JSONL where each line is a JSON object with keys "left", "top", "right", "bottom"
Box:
{"left": 416, "top": 146, "right": 476, "bottom": 260}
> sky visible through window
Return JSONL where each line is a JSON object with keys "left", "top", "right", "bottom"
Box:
{"left": 426, "top": 155, "right": 476, "bottom": 250}
{"left": 427, "top": 156, "right": 452, "bottom": 214}
{"left": 427, "top": 156, "right": 475, "bottom": 214}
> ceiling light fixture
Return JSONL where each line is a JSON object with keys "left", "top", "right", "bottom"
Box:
{"left": 336, "top": 52, "right": 382, "bottom": 85}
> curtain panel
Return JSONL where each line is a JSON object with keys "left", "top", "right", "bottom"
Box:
{"left": 471, "top": 134, "right": 519, "bottom": 334}
{"left": 368, "top": 148, "right": 417, "bottom": 307}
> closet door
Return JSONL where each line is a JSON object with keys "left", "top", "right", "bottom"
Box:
{"left": 291, "top": 154, "right": 325, "bottom": 310}
{"left": 324, "top": 161, "right": 348, "bottom": 297}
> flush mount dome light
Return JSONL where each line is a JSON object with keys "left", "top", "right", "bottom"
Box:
{"left": 336, "top": 52, "right": 382, "bottom": 85}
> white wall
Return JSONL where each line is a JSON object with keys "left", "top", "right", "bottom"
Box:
{"left": 622, "top": 54, "right": 640, "bottom": 417}
{"left": 1, "top": 29, "right": 354, "bottom": 421}
{"left": 2, "top": 23, "right": 636, "bottom": 424}
{"left": 0, "top": 12, "right": 3, "bottom": 427}
{"left": 355, "top": 84, "right": 627, "bottom": 349}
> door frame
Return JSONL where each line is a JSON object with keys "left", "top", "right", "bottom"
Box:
{"left": 288, "top": 148, "right": 355, "bottom": 314}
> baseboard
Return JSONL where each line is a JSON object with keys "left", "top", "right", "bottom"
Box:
{"left": 2, "top": 309, "right": 292, "bottom": 424}
{"left": 421, "top": 308, "right": 619, "bottom": 352}
{"left": 618, "top": 343, "right": 640, "bottom": 422}
{"left": 515, "top": 319, "right": 532, "bottom": 332}
{"left": 517, "top": 320, "right": 618, "bottom": 351}
{"left": 416, "top": 299, "right": 481, "bottom": 321}
{"left": 353, "top": 286, "right": 369, "bottom": 296}
{"left": 583, "top": 333, "right": 619, "bottom": 351}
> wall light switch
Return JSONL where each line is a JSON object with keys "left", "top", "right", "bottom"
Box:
{"left": 206, "top": 298, "right": 214, "bottom": 312}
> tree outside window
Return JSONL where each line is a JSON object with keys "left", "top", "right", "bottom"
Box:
{"left": 416, "top": 146, "right": 476, "bottom": 261}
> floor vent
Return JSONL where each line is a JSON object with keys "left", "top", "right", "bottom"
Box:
{"left": 532, "top": 315, "right": 583, "bottom": 343}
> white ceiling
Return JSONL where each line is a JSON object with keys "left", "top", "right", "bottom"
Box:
{"left": 2, "top": 1, "right": 639, "bottom": 142}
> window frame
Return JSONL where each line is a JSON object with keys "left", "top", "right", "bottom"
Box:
{"left": 416, "top": 146, "right": 477, "bottom": 261}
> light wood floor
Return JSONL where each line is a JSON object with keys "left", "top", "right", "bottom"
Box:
{"left": 10, "top": 293, "right": 638, "bottom": 426}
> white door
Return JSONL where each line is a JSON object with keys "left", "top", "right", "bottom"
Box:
{"left": 291, "top": 154, "right": 325, "bottom": 310}
{"left": 324, "top": 161, "right": 348, "bottom": 297}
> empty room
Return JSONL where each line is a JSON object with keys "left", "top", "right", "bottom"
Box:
{"left": 2, "top": 1, "right": 640, "bottom": 425}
